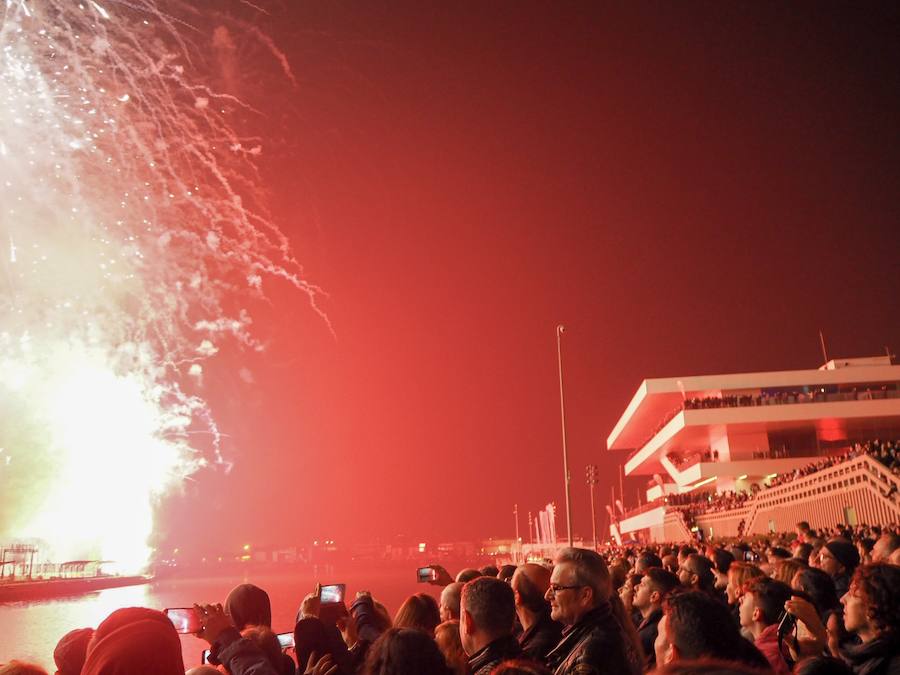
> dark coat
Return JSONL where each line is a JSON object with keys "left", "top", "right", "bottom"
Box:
{"left": 213, "top": 627, "right": 282, "bottom": 675}
{"left": 346, "top": 595, "right": 387, "bottom": 672}
{"left": 636, "top": 608, "right": 662, "bottom": 670}
{"left": 546, "top": 604, "right": 642, "bottom": 675}
{"left": 843, "top": 632, "right": 900, "bottom": 675}
{"left": 519, "top": 610, "right": 564, "bottom": 664}
{"left": 468, "top": 635, "right": 523, "bottom": 675}
{"left": 293, "top": 617, "right": 353, "bottom": 675}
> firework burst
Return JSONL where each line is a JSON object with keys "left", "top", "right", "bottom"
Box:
{"left": 0, "top": 0, "right": 319, "bottom": 572}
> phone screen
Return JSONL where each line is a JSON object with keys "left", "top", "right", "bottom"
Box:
{"left": 319, "top": 584, "right": 345, "bottom": 604}
{"left": 202, "top": 649, "right": 211, "bottom": 664}
{"left": 277, "top": 632, "right": 295, "bottom": 649}
{"left": 417, "top": 566, "right": 436, "bottom": 583}
{"left": 165, "top": 607, "right": 201, "bottom": 634}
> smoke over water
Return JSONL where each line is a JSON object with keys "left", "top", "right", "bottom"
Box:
{"left": 0, "top": 1, "right": 318, "bottom": 573}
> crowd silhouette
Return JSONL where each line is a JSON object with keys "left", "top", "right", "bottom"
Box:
{"left": 2, "top": 521, "right": 899, "bottom": 675}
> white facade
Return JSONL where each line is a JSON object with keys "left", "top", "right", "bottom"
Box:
{"left": 606, "top": 357, "right": 900, "bottom": 541}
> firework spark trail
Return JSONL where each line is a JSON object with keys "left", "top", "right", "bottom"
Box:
{"left": 0, "top": 1, "right": 320, "bottom": 572}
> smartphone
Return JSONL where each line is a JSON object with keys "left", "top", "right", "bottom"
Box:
{"left": 164, "top": 607, "right": 201, "bottom": 634}
{"left": 201, "top": 649, "right": 211, "bottom": 664}
{"left": 776, "top": 609, "right": 797, "bottom": 637}
{"left": 417, "top": 566, "right": 436, "bottom": 583}
{"left": 319, "top": 583, "right": 345, "bottom": 604}
{"left": 277, "top": 631, "right": 295, "bottom": 649}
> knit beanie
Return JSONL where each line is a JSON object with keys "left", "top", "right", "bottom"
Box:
{"left": 54, "top": 627, "right": 94, "bottom": 675}
{"left": 824, "top": 538, "right": 860, "bottom": 573}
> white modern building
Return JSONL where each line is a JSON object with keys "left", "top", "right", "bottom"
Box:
{"left": 607, "top": 356, "right": 900, "bottom": 543}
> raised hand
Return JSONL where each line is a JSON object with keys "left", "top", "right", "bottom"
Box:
{"left": 304, "top": 652, "right": 338, "bottom": 675}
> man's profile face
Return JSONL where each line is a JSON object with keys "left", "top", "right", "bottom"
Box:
{"left": 458, "top": 603, "right": 474, "bottom": 655}
{"left": 546, "top": 561, "right": 585, "bottom": 626}
{"left": 871, "top": 537, "right": 890, "bottom": 563}
{"left": 738, "top": 590, "right": 756, "bottom": 628}
{"left": 654, "top": 613, "right": 673, "bottom": 666}
{"left": 510, "top": 569, "right": 525, "bottom": 608}
{"left": 439, "top": 587, "right": 453, "bottom": 622}
{"left": 633, "top": 576, "right": 653, "bottom": 612}
{"left": 817, "top": 548, "right": 842, "bottom": 577}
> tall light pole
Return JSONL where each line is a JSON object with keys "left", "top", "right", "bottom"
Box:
{"left": 586, "top": 464, "right": 599, "bottom": 550}
{"left": 556, "top": 324, "right": 573, "bottom": 546}
{"left": 528, "top": 511, "right": 534, "bottom": 545}
{"left": 513, "top": 503, "right": 520, "bottom": 563}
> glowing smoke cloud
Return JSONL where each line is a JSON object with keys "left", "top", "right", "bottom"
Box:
{"left": 0, "top": 1, "right": 321, "bottom": 573}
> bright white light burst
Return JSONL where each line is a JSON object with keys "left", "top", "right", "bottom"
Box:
{"left": 0, "top": 1, "right": 321, "bottom": 572}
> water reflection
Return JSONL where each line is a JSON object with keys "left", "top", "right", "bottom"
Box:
{"left": 0, "top": 568, "right": 436, "bottom": 669}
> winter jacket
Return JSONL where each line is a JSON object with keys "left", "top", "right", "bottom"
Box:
{"left": 519, "top": 610, "right": 564, "bottom": 664}
{"left": 468, "top": 635, "right": 523, "bottom": 675}
{"left": 545, "top": 604, "right": 642, "bottom": 675}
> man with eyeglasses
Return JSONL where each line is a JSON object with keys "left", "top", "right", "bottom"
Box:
{"left": 543, "top": 547, "right": 642, "bottom": 675}
{"left": 818, "top": 538, "right": 860, "bottom": 598}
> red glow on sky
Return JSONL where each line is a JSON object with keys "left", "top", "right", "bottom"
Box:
{"left": 157, "top": 2, "right": 900, "bottom": 556}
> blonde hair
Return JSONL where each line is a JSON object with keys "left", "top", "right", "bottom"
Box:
{"left": 434, "top": 620, "right": 467, "bottom": 675}
{"left": 772, "top": 558, "right": 805, "bottom": 584}
{"left": 727, "top": 562, "right": 764, "bottom": 592}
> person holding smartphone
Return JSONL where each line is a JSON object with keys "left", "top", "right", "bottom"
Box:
{"left": 738, "top": 578, "right": 793, "bottom": 675}
{"left": 294, "top": 585, "right": 354, "bottom": 674}
{"left": 196, "top": 603, "right": 337, "bottom": 675}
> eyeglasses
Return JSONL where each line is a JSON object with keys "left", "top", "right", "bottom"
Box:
{"left": 548, "top": 584, "right": 583, "bottom": 594}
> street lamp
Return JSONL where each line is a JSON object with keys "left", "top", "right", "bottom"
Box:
{"left": 586, "top": 464, "right": 599, "bottom": 550}
{"left": 556, "top": 324, "right": 573, "bottom": 547}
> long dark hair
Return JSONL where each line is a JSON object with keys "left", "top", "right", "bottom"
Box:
{"left": 610, "top": 590, "right": 645, "bottom": 666}
{"left": 794, "top": 567, "right": 840, "bottom": 616}
{"left": 393, "top": 593, "right": 441, "bottom": 636}
{"left": 363, "top": 628, "right": 452, "bottom": 675}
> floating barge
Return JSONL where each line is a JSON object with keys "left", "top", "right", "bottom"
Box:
{"left": 0, "top": 549, "right": 151, "bottom": 602}
{"left": 0, "top": 574, "right": 151, "bottom": 603}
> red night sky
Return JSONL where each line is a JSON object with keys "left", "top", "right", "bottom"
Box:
{"left": 159, "top": 2, "right": 900, "bottom": 555}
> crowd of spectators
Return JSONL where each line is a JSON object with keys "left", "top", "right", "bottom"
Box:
{"left": 667, "top": 490, "right": 753, "bottom": 520}
{"left": 637, "top": 440, "right": 900, "bottom": 522}
{"left": 767, "top": 440, "right": 899, "bottom": 489}
{"left": 3, "top": 524, "right": 899, "bottom": 675}
{"left": 631, "top": 388, "right": 899, "bottom": 463}
{"left": 682, "top": 386, "right": 898, "bottom": 410}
